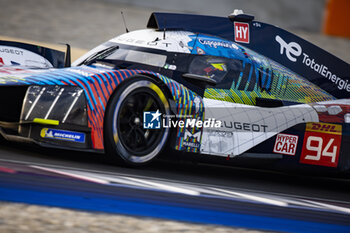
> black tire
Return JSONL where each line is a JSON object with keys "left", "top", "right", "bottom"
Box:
{"left": 104, "top": 75, "right": 171, "bottom": 166}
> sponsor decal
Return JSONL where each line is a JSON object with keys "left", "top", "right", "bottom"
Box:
{"left": 275, "top": 35, "right": 302, "bottom": 62}
{"left": 234, "top": 22, "right": 249, "bottom": 43}
{"left": 302, "top": 53, "right": 350, "bottom": 92}
{"left": 183, "top": 129, "right": 201, "bottom": 148}
{"left": 273, "top": 133, "right": 299, "bottom": 156}
{"left": 198, "top": 39, "right": 239, "bottom": 49}
{"left": 300, "top": 123, "right": 342, "bottom": 167}
{"left": 114, "top": 31, "right": 193, "bottom": 53}
{"left": 116, "top": 37, "right": 171, "bottom": 47}
{"left": 221, "top": 121, "right": 268, "bottom": 132}
{"left": 143, "top": 110, "right": 161, "bottom": 129}
{"left": 196, "top": 47, "right": 205, "bottom": 54}
{"left": 40, "top": 128, "right": 85, "bottom": 143}
{"left": 0, "top": 45, "right": 52, "bottom": 68}
{"left": 304, "top": 122, "right": 342, "bottom": 135}
{"left": 0, "top": 47, "right": 24, "bottom": 56}
{"left": 275, "top": 35, "right": 350, "bottom": 92}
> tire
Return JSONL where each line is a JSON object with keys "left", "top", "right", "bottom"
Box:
{"left": 104, "top": 75, "right": 171, "bottom": 166}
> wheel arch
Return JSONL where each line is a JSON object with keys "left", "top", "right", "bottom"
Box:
{"left": 102, "top": 73, "right": 177, "bottom": 151}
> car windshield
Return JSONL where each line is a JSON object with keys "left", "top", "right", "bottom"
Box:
{"left": 103, "top": 48, "right": 167, "bottom": 67}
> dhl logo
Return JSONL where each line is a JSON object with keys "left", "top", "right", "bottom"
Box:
{"left": 306, "top": 122, "right": 342, "bottom": 135}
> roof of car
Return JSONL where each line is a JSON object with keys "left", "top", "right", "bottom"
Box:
{"left": 110, "top": 29, "right": 258, "bottom": 63}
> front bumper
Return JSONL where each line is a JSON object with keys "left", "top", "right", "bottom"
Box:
{"left": 0, "top": 85, "right": 95, "bottom": 151}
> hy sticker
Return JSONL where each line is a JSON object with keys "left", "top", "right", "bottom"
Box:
{"left": 234, "top": 22, "right": 249, "bottom": 43}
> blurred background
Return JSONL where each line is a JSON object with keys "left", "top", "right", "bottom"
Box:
{"left": 0, "top": 0, "right": 349, "bottom": 62}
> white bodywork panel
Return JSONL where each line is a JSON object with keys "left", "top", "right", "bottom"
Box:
{"left": 200, "top": 98, "right": 319, "bottom": 157}
{"left": 73, "top": 29, "right": 194, "bottom": 66}
{"left": 110, "top": 29, "right": 194, "bottom": 53}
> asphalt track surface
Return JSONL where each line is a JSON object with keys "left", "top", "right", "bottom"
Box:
{"left": 0, "top": 140, "right": 350, "bottom": 232}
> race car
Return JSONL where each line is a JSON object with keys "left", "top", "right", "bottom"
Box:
{"left": 0, "top": 11, "right": 349, "bottom": 171}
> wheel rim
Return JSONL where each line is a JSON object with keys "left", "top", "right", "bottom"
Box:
{"left": 112, "top": 80, "right": 170, "bottom": 164}
{"left": 118, "top": 89, "right": 163, "bottom": 154}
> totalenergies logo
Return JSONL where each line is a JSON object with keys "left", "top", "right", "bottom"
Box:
{"left": 306, "top": 122, "right": 342, "bottom": 135}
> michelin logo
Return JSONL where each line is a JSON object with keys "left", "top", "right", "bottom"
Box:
{"left": 276, "top": 35, "right": 350, "bottom": 92}
{"left": 41, "top": 128, "right": 85, "bottom": 143}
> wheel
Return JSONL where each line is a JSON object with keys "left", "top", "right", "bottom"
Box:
{"left": 104, "top": 75, "right": 171, "bottom": 166}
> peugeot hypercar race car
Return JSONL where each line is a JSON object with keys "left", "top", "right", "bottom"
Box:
{"left": 0, "top": 12, "right": 349, "bottom": 171}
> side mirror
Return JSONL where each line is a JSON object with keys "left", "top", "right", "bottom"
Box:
{"left": 182, "top": 73, "right": 217, "bottom": 87}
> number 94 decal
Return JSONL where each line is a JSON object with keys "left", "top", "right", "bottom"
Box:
{"left": 300, "top": 123, "right": 342, "bottom": 168}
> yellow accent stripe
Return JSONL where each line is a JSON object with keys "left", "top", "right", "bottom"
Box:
{"left": 149, "top": 83, "right": 169, "bottom": 108}
{"left": 114, "top": 132, "right": 119, "bottom": 144}
{"left": 33, "top": 118, "right": 59, "bottom": 126}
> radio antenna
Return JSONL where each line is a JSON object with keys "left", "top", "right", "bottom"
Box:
{"left": 121, "top": 11, "right": 129, "bottom": 33}
{"left": 163, "top": 19, "right": 166, "bottom": 40}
